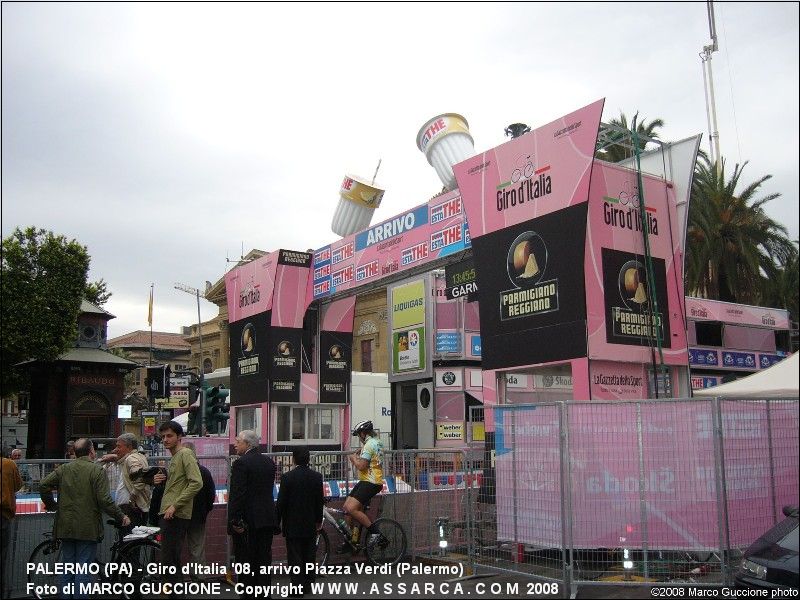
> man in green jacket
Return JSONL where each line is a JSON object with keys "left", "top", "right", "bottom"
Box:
{"left": 40, "top": 438, "right": 130, "bottom": 598}
{"left": 152, "top": 421, "right": 202, "bottom": 586}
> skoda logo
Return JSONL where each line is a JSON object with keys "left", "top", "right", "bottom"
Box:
{"left": 542, "top": 375, "right": 554, "bottom": 388}
{"left": 442, "top": 372, "right": 456, "bottom": 386}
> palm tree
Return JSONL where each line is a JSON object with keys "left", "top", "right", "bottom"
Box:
{"left": 686, "top": 154, "right": 794, "bottom": 304}
{"left": 760, "top": 242, "right": 799, "bottom": 323}
{"left": 596, "top": 112, "right": 665, "bottom": 163}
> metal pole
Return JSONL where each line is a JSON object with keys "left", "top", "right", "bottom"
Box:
{"left": 196, "top": 289, "right": 206, "bottom": 435}
{"left": 635, "top": 402, "right": 649, "bottom": 580}
{"left": 558, "top": 402, "right": 574, "bottom": 598}
{"left": 765, "top": 400, "right": 777, "bottom": 525}
{"left": 712, "top": 397, "right": 732, "bottom": 583}
{"left": 511, "top": 410, "right": 518, "bottom": 562}
{"left": 705, "top": 52, "right": 722, "bottom": 177}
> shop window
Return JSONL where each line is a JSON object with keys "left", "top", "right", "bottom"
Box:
{"left": 695, "top": 321, "right": 723, "bottom": 347}
{"left": 235, "top": 406, "right": 261, "bottom": 435}
{"left": 71, "top": 392, "right": 110, "bottom": 437}
{"left": 775, "top": 330, "right": 791, "bottom": 353}
{"left": 274, "top": 405, "right": 341, "bottom": 444}
{"left": 436, "top": 301, "right": 458, "bottom": 329}
{"left": 361, "top": 339, "right": 373, "bottom": 372}
{"left": 723, "top": 324, "right": 775, "bottom": 352}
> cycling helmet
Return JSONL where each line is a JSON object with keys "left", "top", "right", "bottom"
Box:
{"left": 352, "top": 420, "right": 374, "bottom": 436}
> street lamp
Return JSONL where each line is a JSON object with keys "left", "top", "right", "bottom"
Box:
{"left": 175, "top": 282, "right": 207, "bottom": 434}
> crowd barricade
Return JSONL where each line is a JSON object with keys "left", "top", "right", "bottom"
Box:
{"left": 464, "top": 396, "right": 799, "bottom": 596}
{"left": 8, "top": 397, "right": 797, "bottom": 598}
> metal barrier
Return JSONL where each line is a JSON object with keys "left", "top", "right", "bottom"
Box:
{"left": 465, "top": 396, "right": 799, "bottom": 595}
{"left": 4, "top": 454, "right": 233, "bottom": 598}
{"left": 7, "top": 400, "right": 796, "bottom": 597}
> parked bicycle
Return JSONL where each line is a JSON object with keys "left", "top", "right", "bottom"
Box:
{"left": 315, "top": 497, "right": 406, "bottom": 566}
{"left": 28, "top": 519, "right": 161, "bottom": 600}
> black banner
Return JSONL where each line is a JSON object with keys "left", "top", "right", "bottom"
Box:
{"left": 472, "top": 203, "right": 589, "bottom": 370}
{"left": 229, "top": 312, "right": 270, "bottom": 406}
{"left": 444, "top": 257, "right": 478, "bottom": 302}
{"left": 602, "top": 248, "right": 671, "bottom": 348}
{"left": 278, "top": 249, "right": 312, "bottom": 267}
{"left": 270, "top": 379, "right": 300, "bottom": 402}
{"left": 268, "top": 327, "right": 303, "bottom": 382}
{"left": 319, "top": 331, "right": 352, "bottom": 404}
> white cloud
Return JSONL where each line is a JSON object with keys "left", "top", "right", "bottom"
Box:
{"left": 3, "top": 2, "right": 797, "bottom": 338}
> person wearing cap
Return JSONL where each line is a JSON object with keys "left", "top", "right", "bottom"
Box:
{"left": 152, "top": 421, "right": 202, "bottom": 588}
{"left": 339, "top": 420, "right": 386, "bottom": 553}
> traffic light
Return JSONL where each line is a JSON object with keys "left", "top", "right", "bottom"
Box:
{"left": 146, "top": 365, "right": 171, "bottom": 401}
{"left": 205, "top": 385, "right": 230, "bottom": 435}
{"left": 186, "top": 382, "right": 199, "bottom": 435}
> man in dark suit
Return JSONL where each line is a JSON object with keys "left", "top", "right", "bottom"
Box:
{"left": 276, "top": 447, "right": 324, "bottom": 598}
{"left": 228, "top": 430, "right": 277, "bottom": 600}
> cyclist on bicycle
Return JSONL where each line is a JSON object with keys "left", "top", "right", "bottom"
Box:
{"left": 339, "top": 420, "right": 386, "bottom": 552}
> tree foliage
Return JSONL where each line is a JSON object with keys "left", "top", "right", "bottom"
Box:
{"left": 85, "top": 277, "right": 112, "bottom": 306}
{"left": 686, "top": 155, "right": 794, "bottom": 305}
{"left": 1, "top": 227, "right": 92, "bottom": 393}
{"left": 597, "top": 112, "right": 665, "bottom": 163}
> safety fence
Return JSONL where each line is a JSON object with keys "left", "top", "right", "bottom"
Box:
{"left": 5, "top": 398, "right": 796, "bottom": 597}
{"left": 4, "top": 449, "right": 470, "bottom": 597}
{"left": 464, "top": 396, "right": 799, "bottom": 594}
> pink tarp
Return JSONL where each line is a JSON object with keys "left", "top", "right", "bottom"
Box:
{"left": 494, "top": 400, "right": 799, "bottom": 550}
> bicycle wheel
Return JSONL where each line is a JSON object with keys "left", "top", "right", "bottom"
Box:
{"left": 315, "top": 529, "right": 330, "bottom": 567}
{"left": 364, "top": 518, "right": 407, "bottom": 566}
{"left": 116, "top": 539, "right": 161, "bottom": 600}
{"left": 28, "top": 538, "right": 63, "bottom": 598}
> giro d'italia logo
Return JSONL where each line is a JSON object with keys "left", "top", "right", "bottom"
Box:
{"left": 506, "top": 231, "right": 548, "bottom": 289}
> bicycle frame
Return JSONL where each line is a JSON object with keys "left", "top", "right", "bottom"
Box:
{"left": 323, "top": 506, "right": 355, "bottom": 544}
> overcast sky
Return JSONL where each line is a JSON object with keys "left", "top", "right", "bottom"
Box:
{"left": 3, "top": 2, "right": 798, "bottom": 339}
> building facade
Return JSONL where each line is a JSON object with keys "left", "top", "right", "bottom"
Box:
{"left": 20, "top": 301, "right": 139, "bottom": 458}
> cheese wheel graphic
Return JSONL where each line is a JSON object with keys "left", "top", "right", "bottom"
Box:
{"left": 519, "top": 253, "right": 540, "bottom": 279}
{"left": 633, "top": 281, "right": 648, "bottom": 304}
{"left": 513, "top": 241, "right": 532, "bottom": 272}
{"left": 624, "top": 268, "right": 640, "bottom": 294}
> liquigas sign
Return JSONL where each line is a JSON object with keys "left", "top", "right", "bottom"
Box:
{"left": 390, "top": 279, "right": 427, "bottom": 376}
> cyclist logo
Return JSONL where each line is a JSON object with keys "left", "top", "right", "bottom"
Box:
{"left": 511, "top": 154, "right": 535, "bottom": 184}
{"left": 617, "top": 179, "right": 640, "bottom": 207}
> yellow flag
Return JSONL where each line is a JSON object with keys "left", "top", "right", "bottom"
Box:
{"left": 147, "top": 286, "right": 153, "bottom": 326}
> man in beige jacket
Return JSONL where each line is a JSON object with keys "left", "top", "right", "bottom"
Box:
{"left": 100, "top": 433, "right": 151, "bottom": 526}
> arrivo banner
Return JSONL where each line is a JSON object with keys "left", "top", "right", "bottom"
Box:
{"left": 310, "top": 190, "right": 470, "bottom": 301}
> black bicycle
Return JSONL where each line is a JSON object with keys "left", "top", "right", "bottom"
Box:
{"left": 315, "top": 497, "right": 407, "bottom": 566}
{"left": 28, "top": 519, "right": 161, "bottom": 600}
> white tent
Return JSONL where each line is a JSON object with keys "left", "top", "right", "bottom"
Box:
{"left": 694, "top": 352, "right": 799, "bottom": 398}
